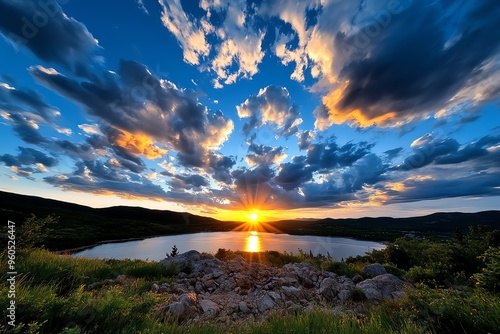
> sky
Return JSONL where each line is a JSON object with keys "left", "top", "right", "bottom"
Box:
{"left": 0, "top": 0, "right": 499, "bottom": 222}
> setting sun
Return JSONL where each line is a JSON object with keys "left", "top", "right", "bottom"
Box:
{"left": 249, "top": 213, "right": 259, "bottom": 221}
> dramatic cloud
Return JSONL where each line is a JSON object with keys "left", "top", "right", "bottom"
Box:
{"left": 246, "top": 142, "right": 287, "bottom": 167}
{"left": 0, "top": 81, "right": 70, "bottom": 134}
{"left": 29, "top": 60, "right": 234, "bottom": 168}
{"left": 237, "top": 85, "right": 302, "bottom": 138}
{"left": 1, "top": 0, "right": 499, "bottom": 215}
{"left": 158, "top": 0, "right": 265, "bottom": 88}
{"left": 275, "top": 156, "right": 314, "bottom": 191}
{"left": 158, "top": 0, "right": 211, "bottom": 65}
{"left": 317, "top": 0, "right": 500, "bottom": 127}
{"left": 0, "top": 0, "right": 100, "bottom": 77}
{"left": 396, "top": 134, "right": 460, "bottom": 171}
{"left": 0, "top": 146, "right": 57, "bottom": 179}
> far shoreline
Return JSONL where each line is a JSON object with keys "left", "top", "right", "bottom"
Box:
{"left": 56, "top": 229, "right": 388, "bottom": 257}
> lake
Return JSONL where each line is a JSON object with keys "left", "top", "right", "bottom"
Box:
{"left": 72, "top": 231, "right": 385, "bottom": 261}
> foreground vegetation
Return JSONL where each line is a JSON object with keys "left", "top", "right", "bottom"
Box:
{"left": 1, "top": 216, "right": 499, "bottom": 333}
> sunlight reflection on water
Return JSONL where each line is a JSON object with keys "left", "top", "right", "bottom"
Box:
{"left": 73, "top": 231, "right": 385, "bottom": 261}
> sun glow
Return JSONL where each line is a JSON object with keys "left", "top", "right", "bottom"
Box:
{"left": 249, "top": 213, "right": 258, "bottom": 221}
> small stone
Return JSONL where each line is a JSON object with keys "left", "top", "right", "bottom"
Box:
{"left": 151, "top": 283, "right": 159, "bottom": 293}
{"left": 239, "top": 301, "right": 250, "bottom": 313}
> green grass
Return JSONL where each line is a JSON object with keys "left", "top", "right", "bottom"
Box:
{"left": 2, "top": 218, "right": 500, "bottom": 334}
{"left": 2, "top": 248, "right": 500, "bottom": 333}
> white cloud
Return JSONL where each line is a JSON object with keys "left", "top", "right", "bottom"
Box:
{"left": 158, "top": 0, "right": 211, "bottom": 65}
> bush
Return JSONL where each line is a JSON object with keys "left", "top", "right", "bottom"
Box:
{"left": 321, "top": 260, "right": 360, "bottom": 278}
{"left": 474, "top": 247, "right": 500, "bottom": 292}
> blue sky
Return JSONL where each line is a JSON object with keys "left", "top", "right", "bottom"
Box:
{"left": 0, "top": 0, "right": 499, "bottom": 220}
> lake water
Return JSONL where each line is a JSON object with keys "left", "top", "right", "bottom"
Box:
{"left": 72, "top": 231, "right": 385, "bottom": 261}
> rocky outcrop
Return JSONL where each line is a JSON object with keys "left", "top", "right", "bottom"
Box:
{"left": 156, "top": 251, "right": 411, "bottom": 322}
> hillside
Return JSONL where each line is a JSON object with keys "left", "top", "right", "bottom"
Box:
{"left": 1, "top": 191, "right": 499, "bottom": 250}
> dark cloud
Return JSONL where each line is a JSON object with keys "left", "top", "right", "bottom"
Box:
{"left": 275, "top": 156, "right": 314, "bottom": 191}
{"left": 4, "top": 111, "right": 49, "bottom": 144}
{"left": 324, "top": 0, "right": 500, "bottom": 127}
{"left": 0, "top": 146, "right": 57, "bottom": 178}
{"left": 435, "top": 134, "right": 500, "bottom": 165}
{"left": 29, "top": 61, "right": 234, "bottom": 169}
{"left": 0, "top": 0, "right": 100, "bottom": 77}
{"left": 396, "top": 135, "right": 460, "bottom": 171}
{"left": 341, "top": 154, "right": 387, "bottom": 192}
{"left": 44, "top": 173, "right": 170, "bottom": 201}
{"left": 387, "top": 172, "right": 500, "bottom": 204}
{"left": 297, "top": 130, "right": 314, "bottom": 150}
{"left": 0, "top": 147, "right": 56, "bottom": 168}
{"left": 171, "top": 174, "right": 209, "bottom": 190}
{"left": 384, "top": 147, "right": 403, "bottom": 160}
{"left": 208, "top": 153, "right": 236, "bottom": 184}
{"left": 237, "top": 85, "right": 302, "bottom": 138}
{"left": 233, "top": 165, "right": 275, "bottom": 189}
{"left": 306, "top": 137, "right": 374, "bottom": 169}
{"left": 246, "top": 142, "right": 286, "bottom": 166}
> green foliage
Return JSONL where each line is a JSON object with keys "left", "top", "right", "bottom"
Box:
{"left": 405, "top": 286, "right": 500, "bottom": 334}
{"left": 16, "top": 214, "right": 58, "bottom": 249}
{"left": 474, "top": 247, "right": 500, "bottom": 292}
{"left": 1, "top": 225, "right": 500, "bottom": 333}
{"left": 321, "top": 260, "right": 361, "bottom": 278}
{"left": 214, "top": 248, "right": 303, "bottom": 268}
{"left": 166, "top": 245, "right": 179, "bottom": 258}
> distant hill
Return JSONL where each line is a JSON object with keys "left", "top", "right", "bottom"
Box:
{"left": 270, "top": 211, "right": 500, "bottom": 241}
{"left": 0, "top": 191, "right": 239, "bottom": 250}
{"left": 1, "top": 191, "right": 499, "bottom": 250}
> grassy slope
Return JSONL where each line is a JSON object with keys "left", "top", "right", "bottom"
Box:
{"left": 1, "top": 248, "right": 499, "bottom": 334}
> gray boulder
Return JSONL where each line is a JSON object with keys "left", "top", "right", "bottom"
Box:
{"left": 199, "top": 299, "right": 219, "bottom": 317}
{"left": 318, "top": 277, "right": 342, "bottom": 301}
{"left": 363, "top": 263, "right": 387, "bottom": 278}
{"left": 356, "top": 274, "right": 410, "bottom": 300}
{"left": 160, "top": 250, "right": 201, "bottom": 270}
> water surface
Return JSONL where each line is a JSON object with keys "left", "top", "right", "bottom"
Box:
{"left": 73, "top": 231, "right": 385, "bottom": 261}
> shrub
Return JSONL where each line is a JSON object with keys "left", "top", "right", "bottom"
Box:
{"left": 474, "top": 247, "right": 500, "bottom": 292}
{"left": 321, "top": 260, "right": 360, "bottom": 278}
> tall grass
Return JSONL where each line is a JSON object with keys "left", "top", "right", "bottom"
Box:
{"left": 1, "top": 247, "right": 499, "bottom": 333}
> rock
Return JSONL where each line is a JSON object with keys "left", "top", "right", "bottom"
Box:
{"left": 160, "top": 250, "right": 201, "bottom": 270}
{"left": 363, "top": 263, "right": 387, "bottom": 278}
{"left": 151, "top": 283, "right": 159, "bottom": 293}
{"left": 356, "top": 274, "right": 410, "bottom": 300}
{"left": 281, "top": 286, "right": 304, "bottom": 299}
{"left": 239, "top": 301, "right": 250, "bottom": 313}
{"left": 318, "top": 277, "right": 341, "bottom": 301}
{"left": 256, "top": 294, "right": 276, "bottom": 312}
{"left": 338, "top": 289, "right": 352, "bottom": 302}
{"left": 179, "top": 292, "right": 197, "bottom": 306}
{"left": 167, "top": 301, "right": 195, "bottom": 320}
{"left": 199, "top": 299, "right": 219, "bottom": 317}
{"left": 352, "top": 274, "right": 364, "bottom": 283}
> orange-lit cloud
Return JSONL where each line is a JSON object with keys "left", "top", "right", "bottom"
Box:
{"left": 321, "top": 82, "right": 397, "bottom": 127}
{"left": 113, "top": 130, "right": 167, "bottom": 160}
